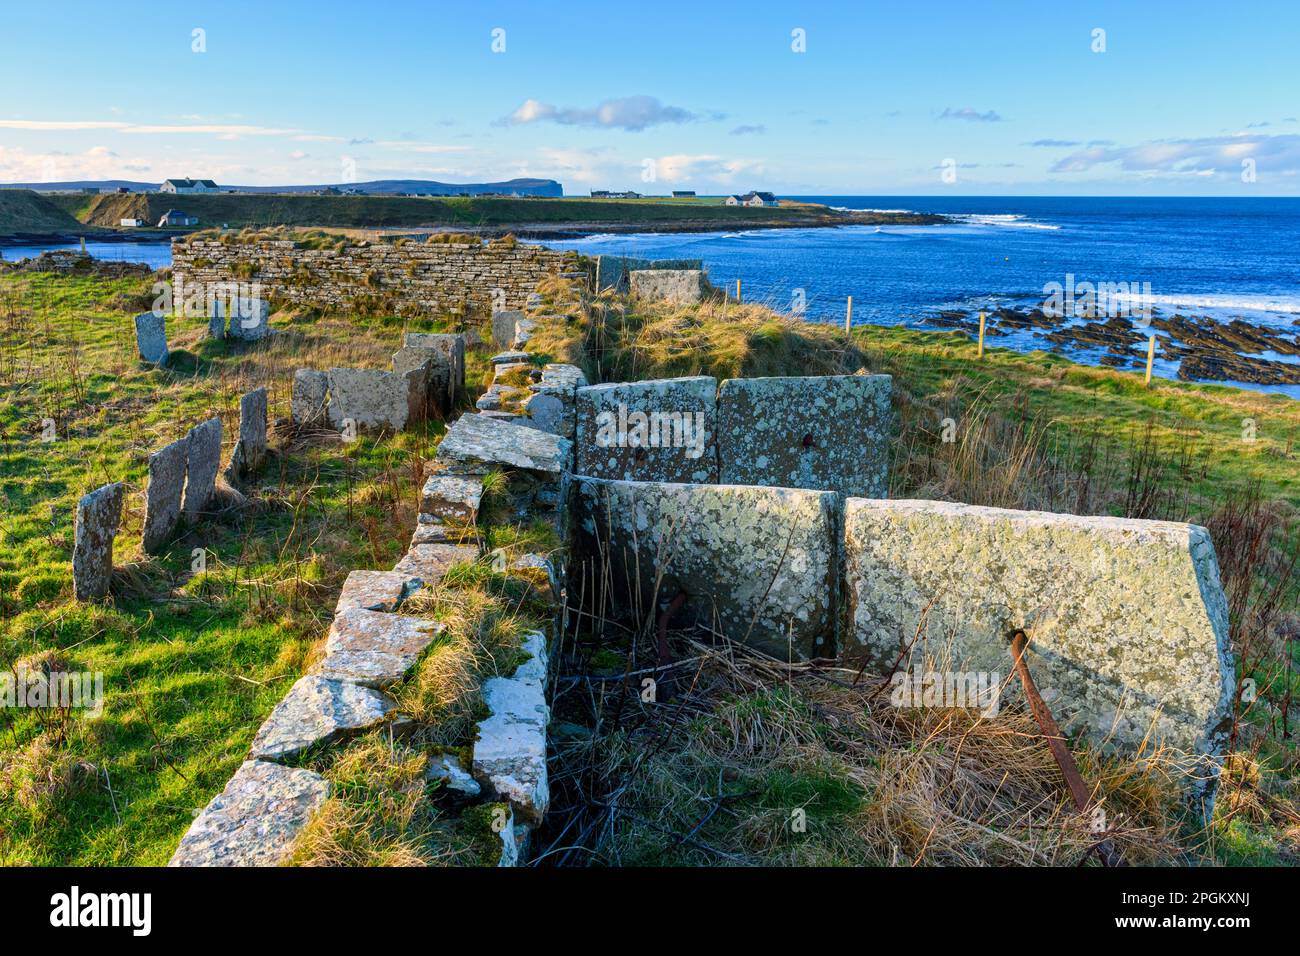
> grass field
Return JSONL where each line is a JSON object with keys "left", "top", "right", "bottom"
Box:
{"left": 2, "top": 265, "right": 1297, "bottom": 865}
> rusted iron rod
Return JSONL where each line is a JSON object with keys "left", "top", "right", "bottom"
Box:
{"left": 1007, "top": 629, "right": 1126, "bottom": 867}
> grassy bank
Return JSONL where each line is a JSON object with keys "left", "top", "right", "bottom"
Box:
{"left": 38, "top": 193, "right": 886, "bottom": 236}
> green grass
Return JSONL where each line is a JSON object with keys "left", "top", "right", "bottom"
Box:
{"left": 0, "top": 269, "right": 473, "bottom": 864}
{"left": 0, "top": 190, "right": 87, "bottom": 235}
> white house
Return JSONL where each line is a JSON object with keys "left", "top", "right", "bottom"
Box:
{"left": 160, "top": 178, "right": 219, "bottom": 194}
{"left": 158, "top": 210, "right": 199, "bottom": 227}
{"left": 120, "top": 218, "right": 145, "bottom": 227}
{"left": 726, "top": 191, "right": 779, "bottom": 207}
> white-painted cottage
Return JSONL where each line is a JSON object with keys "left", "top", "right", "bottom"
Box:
{"left": 161, "top": 178, "right": 219, "bottom": 194}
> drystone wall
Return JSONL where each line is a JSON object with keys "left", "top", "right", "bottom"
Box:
{"left": 172, "top": 235, "right": 573, "bottom": 315}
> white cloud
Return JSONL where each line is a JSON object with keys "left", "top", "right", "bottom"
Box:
{"left": 1050, "top": 133, "right": 1300, "bottom": 176}
{"left": 937, "top": 107, "right": 1003, "bottom": 123}
{"left": 500, "top": 95, "right": 698, "bottom": 131}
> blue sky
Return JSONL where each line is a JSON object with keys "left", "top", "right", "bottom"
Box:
{"left": 2, "top": 0, "right": 1298, "bottom": 195}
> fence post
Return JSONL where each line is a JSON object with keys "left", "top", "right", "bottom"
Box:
{"left": 845, "top": 296, "right": 853, "bottom": 334}
{"left": 977, "top": 311, "right": 986, "bottom": 358}
{"left": 1145, "top": 334, "right": 1156, "bottom": 385}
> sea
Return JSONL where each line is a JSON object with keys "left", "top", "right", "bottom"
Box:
{"left": 6, "top": 197, "right": 1298, "bottom": 397}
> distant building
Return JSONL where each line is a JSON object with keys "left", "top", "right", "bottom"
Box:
{"left": 120, "top": 218, "right": 145, "bottom": 227}
{"left": 672, "top": 190, "right": 696, "bottom": 198}
{"left": 590, "top": 189, "right": 642, "bottom": 199}
{"left": 160, "top": 178, "right": 219, "bottom": 194}
{"left": 728, "top": 190, "right": 778, "bottom": 207}
{"left": 158, "top": 210, "right": 199, "bottom": 227}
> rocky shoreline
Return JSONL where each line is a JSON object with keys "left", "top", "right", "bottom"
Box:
{"left": 929, "top": 305, "right": 1300, "bottom": 387}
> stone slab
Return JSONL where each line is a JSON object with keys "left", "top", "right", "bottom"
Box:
{"left": 420, "top": 474, "right": 483, "bottom": 522}
{"left": 473, "top": 675, "right": 549, "bottom": 823}
{"left": 134, "top": 312, "right": 168, "bottom": 365}
{"left": 314, "top": 608, "right": 442, "bottom": 688}
{"left": 392, "top": 347, "right": 446, "bottom": 413}
{"left": 574, "top": 376, "right": 717, "bottom": 483}
{"left": 217, "top": 297, "right": 271, "bottom": 340}
{"left": 229, "top": 386, "right": 268, "bottom": 478}
{"left": 568, "top": 477, "right": 840, "bottom": 659}
{"left": 404, "top": 333, "right": 464, "bottom": 406}
{"left": 335, "top": 570, "right": 423, "bottom": 614}
{"left": 492, "top": 309, "right": 525, "bottom": 348}
{"left": 142, "top": 437, "right": 188, "bottom": 554}
{"left": 437, "top": 411, "right": 572, "bottom": 476}
{"left": 629, "top": 269, "right": 708, "bottom": 304}
{"left": 411, "top": 513, "right": 452, "bottom": 546}
{"left": 182, "top": 417, "right": 222, "bottom": 523}
{"left": 842, "top": 499, "right": 1235, "bottom": 784}
{"left": 326, "top": 366, "right": 422, "bottom": 431}
{"left": 168, "top": 760, "right": 329, "bottom": 867}
{"left": 249, "top": 675, "right": 397, "bottom": 762}
{"left": 73, "top": 481, "right": 124, "bottom": 601}
{"left": 393, "top": 542, "right": 479, "bottom": 585}
{"left": 292, "top": 368, "right": 329, "bottom": 425}
{"left": 717, "top": 374, "right": 892, "bottom": 497}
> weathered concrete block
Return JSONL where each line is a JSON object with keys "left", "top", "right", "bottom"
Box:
{"left": 182, "top": 417, "right": 222, "bottom": 523}
{"left": 437, "top": 411, "right": 572, "bottom": 475}
{"left": 228, "top": 386, "right": 268, "bottom": 479}
{"left": 134, "top": 312, "right": 168, "bottom": 365}
{"left": 249, "top": 675, "right": 397, "bottom": 762}
{"left": 568, "top": 477, "right": 840, "bottom": 659}
{"left": 326, "top": 367, "right": 422, "bottom": 431}
{"left": 492, "top": 309, "right": 525, "bottom": 348}
{"left": 291, "top": 368, "right": 328, "bottom": 425}
{"left": 404, "top": 333, "right": 464, "bottom": 407}
{"left": 169, "top": 760, "right": 329, "bottom": 867}
{"left": 629, "top": 269, "right": 708, "bottom": 304}
{"left": 335, "top": 569, "right": 423, "bottom": 614}
{"left": 142, "top": 437, "right": 188, "bottom": 554}
{"left": 718, "top": 374, "right": 892, "bottom": 497}
{"left": 73, "top": 482, "right": 124, "bottom": 600}
{"left": 575, "top": 377, "right": 717, "bottom": 483}
{"left": 842, "top": 499, "right": 1235, "bottom": 778}
{"left": 314, "top": 608, "right": 442, "bottom": 688}
{"left": 217, "top": 297, "right": 271, "bottom": 340}
{"left": 420, "top": 474, "right": 483, "bottom": 522}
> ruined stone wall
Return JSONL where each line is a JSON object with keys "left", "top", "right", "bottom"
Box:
{"left": 171, "top": 235, "right": 572, "bottom": 315}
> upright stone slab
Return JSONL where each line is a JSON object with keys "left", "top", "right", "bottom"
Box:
{"left": 169, "top": 760, "right": 329, "bottom": 867}
{"left": 437, "top": 411, "right": 572, "bottom": 476}
{"left": 842, "top": 499, "right": 1235, "bottom": 789}
{"left": 473, "top": 630, "right": 550, "bottom": 823}
{"left": 142, "top": 436, "right": 188, "bottom": 554}
{"left": 575, "top": 376, "right": 717, "bottom": 483}
{"left": 182, "top": 417, "right": 222, "bottom": 523}
{"left": 326, "top": 367, "right": 422, "bottom": 431}
{"left": 392, "top": 347, "right": 444, "bottom": 414}
{"left": 133, "top": 312, "right": 168, "bottom": 365}
{"left": 72, "top": 482, "right": 124, "bottom": 600}
{"left": 492, "top": 310, "right": 525, "bottom": 349}
{"left": 568, "top": 477, "right": 840, "bottom": 659}
{"left": 718, "top": 374, "right": 892, "bottom": 497}
{"left": 219, "top": 297, "right": 271, "bottom": 341}
{"left": 229, "top": 386, "right": 268, "bottom": 478}
{"left": 629, "top": 269, "right": 708, "bottom": 304}
{"left": 292, "top": 368, "right": 329, "bottom": 425}
{"left": 404, "top": 333, "right": 464, "bottom": 407}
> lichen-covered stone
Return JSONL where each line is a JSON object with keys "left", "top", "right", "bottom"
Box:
{"left": 327, "top": 366, "right": 423, "bottom": 432}
{"left": 437, "top": 411, "right": 573, "bottom": 475}
{"left": 420, "top": 474, "right": 483, "bottom": 522}
{"left": 182, "top": 417, "right": 222, "bottom": 523}
{"left": 523, "top": 392, "right": 567, "bottom": 435}
{"left": 411, "top": 513, "right": 452, "bottom": 546}
{"left": 473, "top": 675, "right": 549, "bottom": 823}
{"left": 717, "top": 374, "right": 892, "bottom": 497}
{"left": 392, "top": 346, "right": 446, "bottom": 413}
{"left": 249, "top": 675, "right": 397, "bottom": 762}
{"left": 540, "top": 363, "right": 588, "bottom": 390}
{"left": 142, "top": 437, "right": 188, "bottom": 554}
{"left": 512, "top": 317, "right": 537, "bottom": 348}
{"left": 492, "top": 309, "right": 525, "bottom": 348}
{"left": 335, "top": 570, "right": 423, "bottom": 614}
{"left": 427, "top": 752, "right": 481, "bottom": 797}
{"left": 393, "top": 542, "right": 479, "bottom": 585}
{"left": 134, "top": 312, "right": 168, "bottom": 364}
{"left": 490, "top": 350, "right": 532, "bottom": 366}
{"left": 73, "top": 481, "right": 124, "bottom": 600}
{"left": 314, "top": 608, "right": 442, "bottom": 688}
{"left": 842, "top": 499, "right": 1235, "bottom": 796}
{"left": 568, "top": 477, "right": 840, "bottom": 659}
{"left": 228, "top": 386, "right": 268, "bottom": 479}
{"left": 629, "top": 269, "right": 708, "bottom": 304}
{"left": 217, "top": 297, "right": 271, "bottom": 340}
{"left": 403, "top": 333, "right": 464, "bottom": 407}
{"left": 291, "top": 368, "right": 328, "bottom": 425}
{"left": 168, "top": 760, "right": 329, "bottom": 867}
{"left": 574, "top": 377, "right": 717, "bottom": 483}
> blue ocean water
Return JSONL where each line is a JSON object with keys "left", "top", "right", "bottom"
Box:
{"left": 546, "top": 197, "right": 1300, "bottom": 398}
{"left": 0, "top": 239, "right": 172, "bottom": 269}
